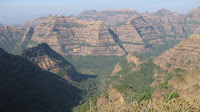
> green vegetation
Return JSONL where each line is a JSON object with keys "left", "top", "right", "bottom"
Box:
{"left": 73, "top": 101, "right": 90, "bottom": 112}
{"left": 28, "top": 40, "right": 38, "bottom": 46}
{"left": 165, "top": 92, "right": 179, "bottom": 100}
{"left": 174, "top": 74, "right": 184, "bottom": 80}
{"left": 174, "top": 67, "right": 186, "bottom": 73}
{"left": 165, "top": 73, "right": 173, "bottom": 81}
{"left": 36, "top": 34, "right": 45, "bottom": 38}
{"left": 159, "top": 81, "right": 168, "bottom": 89}
{"left": 64, "top": 55, "right": 124, "bottom": 75}
{"left": 133, "top": 92, "right": 152, "bottom": 103}
{"left": 57, "top": 65, "right": 72, "bottom": 77}
{"left": 122, "top": 60, "right": 159, "bottom": 93}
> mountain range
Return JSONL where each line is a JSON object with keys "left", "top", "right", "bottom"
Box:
{"left": 1, "top": 7, "right": 200, "bottom": 58}
{"left": 1, "top": 7, "right": 200, "bottom": 112}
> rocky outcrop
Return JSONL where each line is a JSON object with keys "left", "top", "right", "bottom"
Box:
{"left": 19, "top": 15, "right": 52, "bottom": 29}
{"left": 20, "top": 43, "right": 82, "bottom": 82}
{"left": 154, "top": 28, "right": 200, "bottom": 71}
{"left": 25, "top": 15, "right": 125, "bottom": 56}
{"left": 75, "top": 9, "right": 138, "bottom": 26}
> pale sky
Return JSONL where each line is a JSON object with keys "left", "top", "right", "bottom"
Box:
{"left": 0, "top": 0, "right": 200, "bottom": 25}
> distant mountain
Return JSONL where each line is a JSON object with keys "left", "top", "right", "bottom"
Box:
{"left": 114, "top": 10, "right": 189, "bottom": 57}
{"left": 0, "top": 47, "right": 81, "bottom": 112}
{"left": 1, "top": 8, "right": 200, "bottom": 58}
{"left": 19, "top": 15, "right": 53, "bottom": 29}
{"left": 20, "top": 43, "right": 83, "bottom": 82}
{"left": 75, "top": 9, "right": 138, "bottom": 26}
{"left": 20, "top": 15, "right": 125, "bottom": 56}
{"left": 184, "top": 7, "right": 200, "bottom": 33}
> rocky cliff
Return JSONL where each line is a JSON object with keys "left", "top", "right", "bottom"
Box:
{"left": 23, "top": 15, "right": 125, "bottom": 56}
{"left": 115, "top": 9, "right": 189, "bottom": 56}
{"left": 75, "top": 9, "right": 138, "bottom": 26}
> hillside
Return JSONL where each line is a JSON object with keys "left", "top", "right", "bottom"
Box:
{"left": 114, "top": 10, "right": 190, "bottom": 57}
{"left": 151, "top": 28, "right": 200, "bottom": 104}
{"left": 154, "top": 27, "right": 200, "bottom": 71}
{"left": 0, "top": 47, "right": 81, "bottom": 112}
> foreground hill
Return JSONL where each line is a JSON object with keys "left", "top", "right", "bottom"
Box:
{"left": 19, "top": 43, "right": 83, "bottom": 82}
{"left": 0, "top": 47, "right": 81, "bottom": 112}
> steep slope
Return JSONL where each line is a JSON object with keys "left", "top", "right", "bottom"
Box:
{"left": 24, "top": 15, "right": 125, "bottom": 56}
{"left": 154, "top": 27, "right": 200, "bottom": 71}
{"left": 75, "top": 9, "right": 138, "bottom": 26}
{"left": 20, "top": 43, "right": 83, "bottom": 82}
{"left": 152, "top": 28, "right": 200, "bottom": 102}
{"left": 0, "top": 47, "right": 81, "bottom": 112}
{"left": 19, "top": 15, "right": 52, "bottom": 29}
{"left": 0, "top": 25, "right": 25, "bottom": 54}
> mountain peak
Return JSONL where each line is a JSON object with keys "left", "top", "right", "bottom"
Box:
{"left": 154, "top": 9, "right": 178, "bottom": 16}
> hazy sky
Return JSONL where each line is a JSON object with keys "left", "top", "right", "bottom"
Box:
{"left": 0, "top": 0, "right": 200, "bottom": 25}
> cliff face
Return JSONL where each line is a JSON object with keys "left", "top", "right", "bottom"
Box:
{"left": 24, "top": 15, "right": 125, "bottom": 56}
{"left": 115, "top": 9, "right": 189, "bottom": 55}
{"left": 0, "top": 47, "right": 81, "bottom": 112}
{"left": 75, "top": 9, "right": 138, "bottom": 26}
{"left": 20, "top": 43, "right": 82, "bottom": 82}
